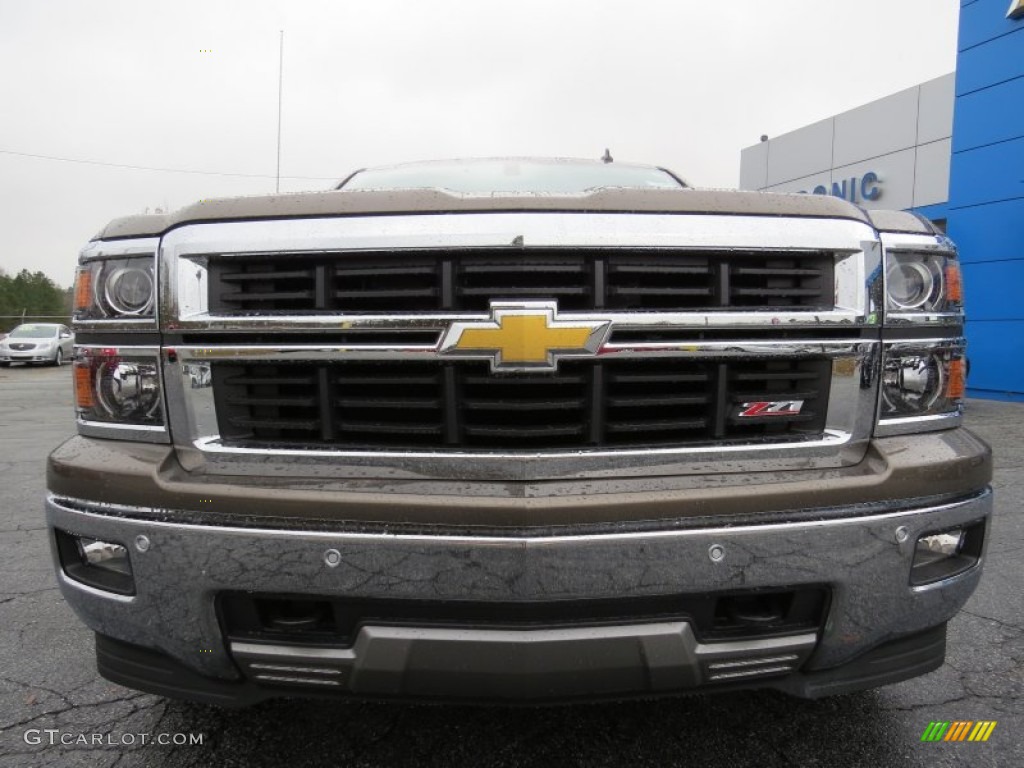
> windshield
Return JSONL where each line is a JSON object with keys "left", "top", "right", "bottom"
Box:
{"left": 342, "top": 159, "right": 684, "bottom": 195}
{"left": 9, "top": 324, "right": 59, "bottom": 339}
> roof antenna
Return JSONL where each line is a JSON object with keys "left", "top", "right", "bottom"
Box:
{"left": 601, "top": 148, "right": 613, "bottom": 164}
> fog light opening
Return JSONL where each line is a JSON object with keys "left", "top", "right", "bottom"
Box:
{"left": 910, "top": 520, "right": 986, "bottom": 586}
{"left": 54, "top": 529, "right": 136, "bottom": 595}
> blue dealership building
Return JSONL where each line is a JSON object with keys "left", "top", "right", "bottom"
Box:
{"left": 741, "top": 0, "right": 1024, "bottom": 401}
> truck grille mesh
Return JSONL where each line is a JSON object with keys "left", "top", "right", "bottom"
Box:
{"left": 207, "top": 250, "right": 835, "bottom": 313}
{"left": 212, "top": 358, "right": 832, "bottom": 451}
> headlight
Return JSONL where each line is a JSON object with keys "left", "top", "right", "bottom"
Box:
{"left": 877, "top": 342, "right": 965, "bottom": 435}
{"left": 74, "top": 257, "right": 156, "bottom": 320}
{"left": 74, "top": 348, "right": 166, "bottom": 436}
{"left": 884, "top": 252, "right": 961, "bottom": 314}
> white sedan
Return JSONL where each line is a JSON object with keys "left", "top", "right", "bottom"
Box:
{"left": 0, "top": 323, "right": 74, "bottom": 366}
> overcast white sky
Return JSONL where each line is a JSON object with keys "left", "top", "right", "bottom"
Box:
{"left": 0, "top": 0, "right": 960, "bottom": 286}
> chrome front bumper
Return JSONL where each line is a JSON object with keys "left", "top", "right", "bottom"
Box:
{"left": 46, "top": 488, "right": 991, "bottom": 702}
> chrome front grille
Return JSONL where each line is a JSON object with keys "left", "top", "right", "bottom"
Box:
{"left": 211, "top": 358, "right": 831, "bottom": 451}
{"left": 161, "top": 213, "right": 882, "bottom": 477}
{"left": 207, "top": 249, "right": 835, "bottom": 314}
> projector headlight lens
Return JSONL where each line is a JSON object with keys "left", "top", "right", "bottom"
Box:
{"left": 882, "top": 355, "right": 946, "bottom": 414}
{"left": 103, "top": 266, "right": 155, "bottom": 316}
{"left": 877, "top": 343, "right": 965, "bottom": 433}
{"left": 885, "top": 253, "right": 961, "bottom": 314}
{"left": 74, "top": 349, "right": 163, "bottom": 426}
{"left": 74, "top": 256, "right": 155, "bottom": 320}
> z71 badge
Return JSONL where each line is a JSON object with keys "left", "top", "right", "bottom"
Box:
{"left": 738, "top": 400, "right": 805, "bottom": 418}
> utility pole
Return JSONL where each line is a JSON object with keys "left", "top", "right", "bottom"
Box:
{"left": 276, "top": 30, "right": 284, "bottom": 194}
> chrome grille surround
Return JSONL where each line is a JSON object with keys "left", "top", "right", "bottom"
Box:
{"left": 159, "top": 213, "right": 884, "bottom": 480}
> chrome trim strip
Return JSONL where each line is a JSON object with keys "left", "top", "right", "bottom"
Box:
{"left": 875, "top": 410, "right": 963, "bottom": 437}
{"left": 166, "top": 343, "right": 878, "bottom": 479}
{"left": 880, "top": 232, "right": 957, "bottom": 256}
{"left": 883, "top": 338, "right": 965, "bottom": 353}
{"left": 172, "top": 339, "right": 872, "bottom": 362}
{"left": 74, "top": 344, "right": 163, "bottom": 353}
{"left": 163, "top": 311, "right": 869, "bottom": 333}
{"left": 47, "top": 489, "right": 991, "bottom": 543}
{"left": 82, "top": 237, "right": 160, "bottom": 262}
{"left": 707, "top": 655, "right": 800, "bottom": 669}
{"left": 885, "top": 312, "right": 962, "bottom": 327}
{"left": 76, "top": 421, "right": 170, "bottom": 444}
{"left": 160, "top": 214, "right": 880, "bottom": 330}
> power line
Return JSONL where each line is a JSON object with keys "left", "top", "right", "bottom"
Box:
{"left": 0, "top": 149, "right": 337, "bottom": 181}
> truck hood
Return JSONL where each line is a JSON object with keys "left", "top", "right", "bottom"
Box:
{"left": 92, "top": 186, "right": 900, "bottom": 241}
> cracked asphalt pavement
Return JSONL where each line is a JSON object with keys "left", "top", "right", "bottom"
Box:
{"left": 1, "top": 365, "right": 1021, "bottom": 767}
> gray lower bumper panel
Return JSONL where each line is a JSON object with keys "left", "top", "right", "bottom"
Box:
{"left": 52, "top": 489, "right": 990, "bottom": 702}
{"left": 231, "top": 625, "right": 817, "bottom": 699}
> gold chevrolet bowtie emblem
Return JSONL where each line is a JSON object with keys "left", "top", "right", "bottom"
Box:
{"left": 439, "top": 301, "right": 611, "bottom": 372}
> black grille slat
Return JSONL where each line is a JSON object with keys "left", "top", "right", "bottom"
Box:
{"left": 461, "top": 263, "right": 585, "bottom": 274}
{"left": 334, "top": 266, "right": 436, "bottom": 277}
{"left": 455, "top": 256, "right": 591, "bottom": 311}
{"left": 724, "top": 415, "right": 819, "bottom": 428}
{"left": 223, "top": 375, "right": 316, "bottom": 386}
{"left": 336, "top": 421, "right": 444, "bottom": 436}
{"left": 731, "top": 390, "right": 819, "bottom": 402}
{"left": 463, "top": 424, "right": 586, "bottom": 439}
{"left": 463, "top": 399, "right": 586, "bottom": 411}
{"left": 733, "top": 371, "right": 820, "bottom": 382}
{"left": 607, "top": 395, "right": 709, "bottom": 407}
{"left": 333, "top": 288, "right": 439, "bottom": 299}
{"left": 226, "top": 395, "right": 318, "bottom": 408}
{"left": 608, "top": 372, "right": 710, "bottom": 384}
{"left": 607, "top": 287, "right": 715, "bottom": 297}
{"left": 220, "top": 269, "right": 315, "bottom": 282}
{"left": 606, "top": 418, "right": 709, "bottom": 433}
{"left": 731, "top": 287, "right": 824, "bottom": 297}
{"left": 336, "top": 398, "right": 442, "bottom": 409}
{"left": 213, "top": 359, "right": 831, "bottom": 450}
{"left": 220, "top": 291, "right": 315, "bottom": 302}
{"left": 206, "top": 250, "right": 834, "bottom": 313}
{"left": 228, "top": 417, "right": 321, "bottom": 431}
{"left": 727, "top": 256, "right": 832, "bottom": 309}
{"left": 458, "top": 286, "right": 591, "bottom": 296}
{"left": 333, "top": 256, "right": 441, "bottom": 313}
{"left": 462, "top": 375, "right": 586, "bottom": 386}
{"left": 609, "top": 265, "right": 710, "bottom": 275}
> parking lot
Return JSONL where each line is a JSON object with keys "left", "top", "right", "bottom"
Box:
{"left": 0, "top": 364, "right": 1021, "bottom": 768}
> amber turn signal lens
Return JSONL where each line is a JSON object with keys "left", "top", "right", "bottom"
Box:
{"left": 945, "top": 263, "right": 963, "bottom": 305}
{"left": 73, "top": 268, "right": 93, "bottom": 312}
{"left": 74, "top": 363, "right": 95, "bottom": 409}
{"left": 947, "top": 359, "right": 966, "bottom": 400}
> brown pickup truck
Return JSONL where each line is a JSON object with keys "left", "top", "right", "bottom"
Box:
{"left": 47, "top": 158, "right": 991, "bottom": 705}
